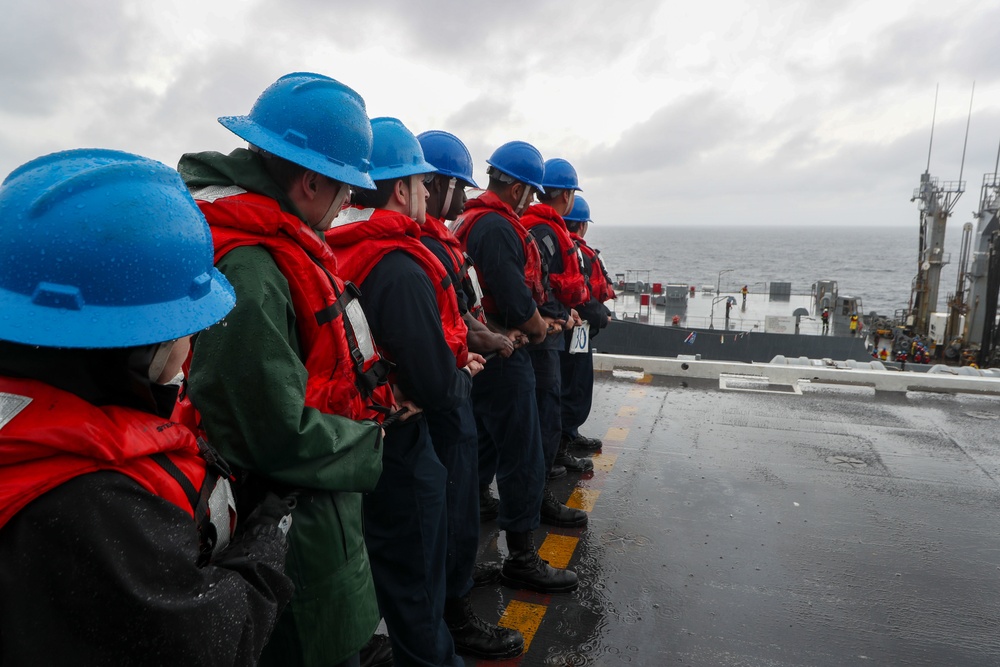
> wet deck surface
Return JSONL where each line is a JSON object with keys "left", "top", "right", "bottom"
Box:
{"left": 472, "top": 371, "right": 1000, "bottom": 666}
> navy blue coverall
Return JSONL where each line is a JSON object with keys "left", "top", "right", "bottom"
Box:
{"left": 463, "top": 215, "right": 545, "bottom": 534}
{"left": 420, "top": 234, "right": 480, "bottom": 600}
{"left": 360, "top": 251, "right": 470, "bottom": 667}
{"left": 525, "top": 222, "right": 572, "bottom": 471}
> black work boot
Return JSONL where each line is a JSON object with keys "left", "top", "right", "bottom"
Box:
{"left": 501, "top": 529, "right": 579, "bottom": 593}
{"left": 472, "top": 562, "right": 502, "bottom": 588}
{"left": 445, "top": 594, "right": 524, "bottom": 660}
{"left": 554, "top": 445, "right": 594, "bottom": 472}
{"left": 359, "top": 633, "right": 393, "bottom": 667}
{"left": 566, "top": 433, "right": 603, "bottom": 452}
{"left": 540, "top": 487, "right": 588, "bottom": 528}
{"left": 480, "top": 484, "right": 499, "bottom": 522}
{"left": 547, "top": 463, "right": 567, "bottom": 480}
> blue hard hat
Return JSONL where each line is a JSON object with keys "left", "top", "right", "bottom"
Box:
{"left": 417, "top": 130, "right": 479, "bottom": 188}
{"left": 541, "top": 158, "right": 581, "bottom": 191}
{"left": 368, "top": 117, "right": 435, "bottom": 182}
{"left": 564, "top": 195, "right": 592, "bottom": 223}
{"left": 0, "top": 149, "right": 236, "bottom": 349}
{"left": 486, "top": 141, "right": 545, "bottom": 192}
{"left": 218, "top": 72, "right": 375, "bottom": 189}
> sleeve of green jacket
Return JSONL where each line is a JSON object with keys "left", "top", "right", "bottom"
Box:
{"left": 188, "top": 245, "right": 382, "bottom": 492}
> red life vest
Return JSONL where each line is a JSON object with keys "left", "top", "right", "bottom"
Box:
{"left": 326, "top": 207, "right": 469, "bottom": 369}
{"left": 193, "top": 190, "right": 393, "bottom": 422}
{"left": 450, "top": 191, "right": 546, "bottom": 316}
{"left": 572, "top": 233, "right": 617, "bottom": 304}
{"left": 0, "top": 377, "right": 212, "bottom": 530}
{"left": 421, "top": 215, "right": 487, "bottom": 325}
{"left": 521, "top": 204, "right": 589, "bottom": 308}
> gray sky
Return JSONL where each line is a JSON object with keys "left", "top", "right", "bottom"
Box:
{"left": 2, "top": 0, "right": 999, "bottom": 227}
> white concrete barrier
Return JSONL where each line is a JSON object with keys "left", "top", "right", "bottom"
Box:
{"left": 593, "top": 353, "right": 1000, "bottom": 396}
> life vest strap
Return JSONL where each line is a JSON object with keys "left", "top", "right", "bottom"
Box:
{"left": 151, "top": 449, "right": 222, "bottom": 565}
{"left": 315, "top": 281, "right": 361, "bottom": 326}
{"left": 150, "top": 452, "right": 200, "bottom": 510}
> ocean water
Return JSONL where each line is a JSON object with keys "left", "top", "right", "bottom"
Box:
{"left": 584, "top": 225, "right": 967, "bottom": 318}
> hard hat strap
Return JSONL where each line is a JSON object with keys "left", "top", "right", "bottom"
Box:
{"left": 440, "top": 177, "right": 457, "bottom": 219}
{"left": 147, "top": 340, "right": 177, "bottom": 382}
{"left": 318, "top": 182, "right": 351, "bottom": 232}
{"left": 515, "top": 184, "right": 532, "bottom": 215}
{"left": 409, "top": 175, "right": 422, "bottom": 221}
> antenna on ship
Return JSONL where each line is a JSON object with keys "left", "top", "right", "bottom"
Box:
{"left": 994, "top": 134, "right": 1000, "bottom": 180}
{"left": 953, "top": 81, "right": 975, "bottom": 213}
{"left": 926, "top": 84, "right": 938, "bottom": 173}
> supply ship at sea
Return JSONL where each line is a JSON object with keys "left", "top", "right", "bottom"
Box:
{"left": 593, "top": 158, "right": 1000, "bottom": 372}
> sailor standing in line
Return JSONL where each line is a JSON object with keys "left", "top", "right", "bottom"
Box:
{"left": 451, "top": 141, "right": 579, "bottom": 594}
{"left": 416, "top": 129, "right": 524, "bottom": 660}
{"left": 179, "top": 73, "right": 393, "bottom": 667}
{"left": 560, "top": 196, "right": 614, "bottom": 455}
{"left": 520, "top": 159, "right": 592, "bottom": 529}
{"left": 0, "top": 149, "right": 294, "bottom": 665}
{"left": 326, "top": 117, "right": 487, "bottom": 667}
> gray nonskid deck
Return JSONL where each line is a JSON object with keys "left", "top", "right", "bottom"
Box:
{"left": 474, "top": 364, "right": 1000, "bottom": 666}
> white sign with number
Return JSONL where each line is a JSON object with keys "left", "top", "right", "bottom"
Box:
{"left": 569, "top": 325, "right": 590, "bottom": 354}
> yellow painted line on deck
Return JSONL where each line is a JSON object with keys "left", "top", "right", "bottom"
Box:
{"left": 538, "top": 533, "right": 580, "bottom": 570}
{"left": 499, "top": 600, "right": 547, "bottom": 651}
{"left": 591, "top": 452, "right": 618, "bottom": 472}
{"left": 637, "top": 373, "right": 653, "bottom": 384}
{"left": 566, "top": 487, "right": 600, "bottom": 512}
{"left": 494, "top": 394, "right": 637, "bottom": 659}
{"left": 604, "top": 426, "right": 629, "bottom": 442}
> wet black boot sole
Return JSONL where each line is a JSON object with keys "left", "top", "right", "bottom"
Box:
{"left": 500, "top": 565, "right": 579, "bottom": 594}
{"left": 452, "top": 636, "right": 524, "bottom": 660}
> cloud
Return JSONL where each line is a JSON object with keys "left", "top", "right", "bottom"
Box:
{"left": 1, "top": 0, "right": 999, "bottom": 228}
{"left": 579, "top": 91, "right": 750, "bottom": 176}
{"left": 0, "top": 0, "right": 140, "bottom": 115}
{"left": 806, "top": 5, "right": 1000, "bottom": 100}
{"left": 73, "top": 47, "right": 288, "bottom": 169}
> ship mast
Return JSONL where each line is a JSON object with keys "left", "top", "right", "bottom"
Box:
{"left": 907, "top": 85, "right": 968, "bottom": 336}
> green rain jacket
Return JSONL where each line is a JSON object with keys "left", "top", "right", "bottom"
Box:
{"left": 179, "top": 149, "right": 382, "bottom": 667}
